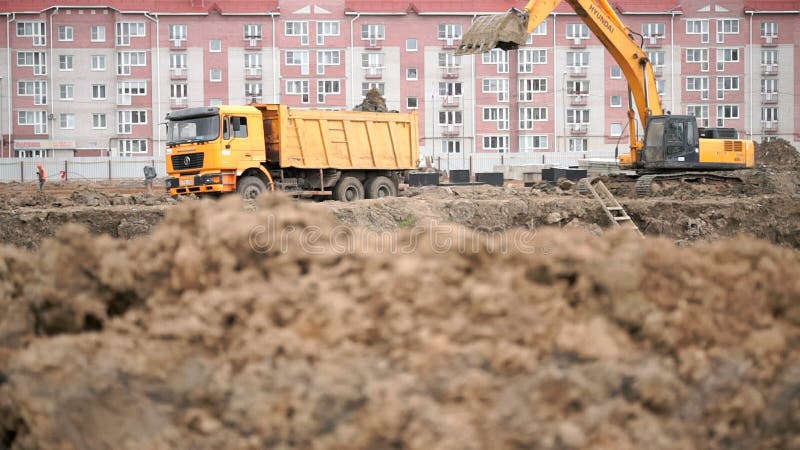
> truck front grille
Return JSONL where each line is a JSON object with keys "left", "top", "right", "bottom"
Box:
{"left": 172, "top": 153, "right": 204, "bottom": 170}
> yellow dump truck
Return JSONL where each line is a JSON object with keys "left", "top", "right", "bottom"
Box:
{"left": 165, "top": 104, "right": 419, "bottom": 200}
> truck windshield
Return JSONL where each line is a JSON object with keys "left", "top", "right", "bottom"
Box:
{"left": 167, "top": 115, "right": 220, "bottom": 146}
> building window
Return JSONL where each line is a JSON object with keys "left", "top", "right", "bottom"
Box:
{"left": 610, "top": 95, "right": 622, "bottom": 107}
{"left": 209, "top": 39, "right": 222, "bottom": 52}
{"left": 210, "top": 68, "right": 222, "bottom": 82}
{"left": 92, "top": 113, "right": 107, "bottom": 129}
{"left": 91, "top": 25, "right": 106, "bottom": 42}
{"left": 117, "top": 110, "right": 147, "bottom": 134}
{"left": 317, "top": 79, "right": 340, "bottom": 103}
{"left": 59, "top": 84, "right": 74, "bottom": 101}
{"left": 119, "top": 139, "right": 148, "bottom": 156}
{"left": 438, "top": 82, "right": 462, "bottom": 96}
{"left": 439, "top": 110, "right": 462, "bottom": 125}
{"left": 406, "top": 68, "right": 417, "bottom": 80}
{"left": 362, "top": 82, "right": 385, "bottom": 96}
{"left": 686, "top": 105, "right": 710, "bottom": 127}
{"left": 642, "top": 23, "right": 665, "bottom": 38}
{"left": 483, "top": 107, "right": 509, "bottom": 131}
{"left": 170, "top": 53, "right": 187, "bottom": 69}
{"left": 519, "top": 78, "right": 547, "bottom": 101}
{"left": 610, "top": 66, "right": 621, "bottom": 79}
{"left": 245, "top": 53, "right": 262, "bottom": 70}
{"left": 647, "top": 50, "right": 665, "bottom": 67}
{"left": 483, "top": 78, "right": 509, "bottom": 102}
{"left": 566, "top": 109, "right": 590, "bottom": 124}
{"left": 244, "top": 24, "right": 262, "bottom": 40}
{"left": 286, "top": 80, "right": 310, "bottom": 103}
{"left": 169, "top": 24, "right": 187, "bottom": 41}
{"left": 531, "top": 22, "right": 547, "bottom": 35}
{"left": 761, "top": 107, "right": 778, "bottom": 123}
{"left": 59, "top": 55, "right": 74, "bottom": 71}
{"left": 438, "top": 24, "right": 462, "bottom": 42}
{"left": 171, "top": 83, "right": 188, "bottom": 101}
{"left": 441, "top": 140, "right": 461, "bottom": 154}
{"left": 483, "top": 135, "right": 509, "bottom": 152}
{"left": 761, "top": 79, "right": 778, "bottom": 94}
{"left": 286, "top": 50, "right": 310, "bottom": 75}
{"left": 567, "top": 52, "right": 589, "bottom": 67}
{"left": 519, "top": 135, "right": 548, "bottom": 151}
{"left": 17, "top": 110, "right": 48, "bottom": 134}
{"left": 116, "top": 22, "right": 146, "bottom": 46}
{"left": 566, "top": 80, "right": 590, "bottom": 94}
{"left": 716, "top": 19, "right": 739, "bottom": 43}
{"left": 245, "top": 83, "right": 262, "bottom": 102}
{"left": 316, "top": 50, "right": 340, "bottom": 75}
{"left": 568, "top": 138, "right": 587, "bottom": 152}
{"left": 610, "top": 123, "right": 622, "bottom": 137}
{"left": 407, "top": 97, "right": 418, "bottom": 109}
{"left": 361, "top": 24, "right": 385, "bottom": 40}
{"left": 566, "top": 23, "right": 589, "bottom": 39}
{"left": 406, "top": 38, "right": 418, "bottom": 51}
{"left": 716, "top": 105, "right": 739, "bottom": 126}
{"left": 58, "top": 25, "right": 73, "bottom": 42}
{"left": 686, "top": 19, "right": 709, "bottom": 43}
{"left": 117, "top": 51, "right": 146, "bottom": 75}
{"left": 518, "top": 49, "right": 546, "bottom": 73}
{"left": 59, "top": 113, "right": 75, "bottom": 129}
{"left": 317, "top": 20, "right": 340, "bottom": 45}
{"left": 482, "top": 49, "right": 509, "bottom": 73}
{"left": 519, "top": 107, "right": 547, "bottom": 129}
{"left": 17, "top": 21, "right": 47, "bottom": 46}
{"left": 17, "top": 81, "right": 48, "bottom": 105}
{"left": 117, "top": 81, "right": 147, "bottom": 105}
{"left": 91, "top": 55, "right": 106, "bottom": 71}
{"left": 285, "top": 21, "right": 309, "bottom": 45}
{"left": 686, "top": 48, "right": 709, "bottom": 71}
{"left": 438, "top": 53, "right": 461, "bottom": 68}
{"left": 686, "top": 76, "right": 709, "bottom": 99}
{"left": 716, "top": 76, "right": 739, "bottom": 99}
{"left": 17, "top": 51, "right": 47, "bottom": 75}
{"left": 91, "top": 84, "right": 107, "bottom": 100}
{"left": 760, "top": 22, "right": 777, "bottom": 38}
{"left": 716, "top": 48, "right": 740, "bottom": 71}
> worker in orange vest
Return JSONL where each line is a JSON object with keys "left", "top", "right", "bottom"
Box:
{"left": 36, "top": 163, "right": 47, "bottom": 192}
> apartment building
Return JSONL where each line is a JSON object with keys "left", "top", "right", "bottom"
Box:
{"left": 0, "top": 0, "right": 797, "bottom": 159}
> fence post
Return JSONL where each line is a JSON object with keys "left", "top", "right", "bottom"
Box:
{"left": 20, "top": 161, "right": 24, "bottom": 182}
{"left": 469, "top": 155, "right": 473, "bottom": 177}
{"left": 108, "top": 159, "right": 112, "bottom": 180}
{"left": 542, "top": 154, "right": 545, "bottom": 164}
{"left": 500, "top": 154, "right": 504, "bottom": 166}
{"left": 64, "top": 160, "right": 68, "bottom": 181}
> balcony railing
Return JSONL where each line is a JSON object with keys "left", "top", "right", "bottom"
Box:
{"left": 245, "top": 67, "right": 262, "bottom": 79}
{"left": 170, "top": 39, "right": 186, "bottom": 50}
{"left": 568, "top": 65, "right": 587, "bottom": 77}
{"left": 653, "top": 65, "right": 664, "bottom": 77}
{"left": 761, "top": 121, "right": 779, "bottom": 133}
{"left": 569, "top": 123, "right": 588, "bottom": 135}
{"left": 644, "top": 35, "right": 663, "bottom": 48}
{"left": 245, "top": 37, "right": 262, "bottom": 49}
{"left": 762, "top": 92, "right": 778, "bottom": 104}
{"left": 170, "top": 97, "right": 188, "bottom": 109}
{"left": 569, "top": 94, "right": 587, "bottom": 106}
{"left": 440, "top": 124, "right": 462, "bottom": 137}
{"left": 441, "top": 38, "right": 459, "bottom": 49}
{"left": 569, "top": 37, "right": 586, "bottom": 48}
{"left": 364, "top": 66, "right": 383, "bottom": 79}
{"left": 441, "top": 95, "right": 460, "bottom": 107}
{"left": 365, "top": 37, "right": 382, "bottom": 50}
{"left": 246, "top": 95, "right": 263, "bottom": 104}
{"left": 170, "top": 67, "right": 187, "bottom": 80}
{"left": 761, "top": 35, "right": 777, "bottom": 47}
{"left": 761, "top": 64, "right": 778, "bottom": 76}
{"left": 441, "top": 66, "right": 460, "bottom": 79}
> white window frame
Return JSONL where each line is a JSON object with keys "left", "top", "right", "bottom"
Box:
{"left": 59, "top": 83, "right": 74, "bottom": 101}
{"left": 438, "top": 81, "right": 462, "bottom": 97}
{"left": 91, "top": 25, "right": 106, "bottom": 42}
{"left": 482, "top": 78, "right": 509, "bottom": 102}
{"left": 115, "top": 22, "right": 146, "bottom": 46}
{"left": 760, "top": 21, "right": 777, "bottom": 38}
{"left": 610, "top": 95, "right": 622, "bottom": 107}
{"left": 441, "top": 140, "right": 461, "bottom": 154}
{"left": 438, "top": 110, "right": 463, "bottom": 125}
{"left": 209, "top": 39, "right": 222, "bottom": 52}
{"left": 438, "top": 24, "right": 462, "bottom": 41}
{"left": 316, "top": 20, "right": 339, "bottom": 45}
{"left": 716, "top": 104, "right": 739, "bottom": 126}
{"left": 17, "top": 21, "right": 46, "bottom": 46}
{"left": 17, "top": 51, "right": 48, "bottom": 75}
{"left": 91, "top": 84, "right": 107, "bottom": 100}
{"left": 17, "top": 110, "right": 48, "bottom": 134}
{"left": 406, "top": 38, "right": 418, "bottom": 51}
{"left": 286, "top": 50, "right": 310, "bottom": 75}
{"left": 519, "top": 135, "right": 548, "bottom": 151}
{"left": 482, "top": 106, "right": 510, "bottom": 131}
{"left": 286, "top": 79, "right": 310, "bottom": 103}
{"left": 483, "top": 135, "right": 509, "bottom": 152}
{"left": 686, "top": 19, "right": 709, "bottom": 43}
{"left": 716, "top": 19, "right": 739, "bottom": 43}
{"left": 716, "top": 48, "right": 740, "bottom": 71}
{"left": 566, "top": 51, "right": 589, "bottom": 67}
{"left": 170, "top": 83, "right": 188, "bottom": 100}
{"left": 519, "top": 78, "right": 547, "bottom": 101}
{"left": 119, "top": 139, "right": 148, "bottom": 156}
{"left": 285, "top": 21, "right": 309, "bottom": 46}
{"left": 519, "top": 106, "right": 547, "bottom": 129}
{"left": 610, "top": 66, "right": 621, "bottom": 79}
{"left": 316, "top": 50, "right": 339, "bottom": 75}
{"left": 317, "top": 79, "right": 340, "bottom": 104}
{"left": 407, "top": 97, "right": 418, "bottom": 110}
{"left": 117, "top": 110, "right": 147, "bottom": 134}
{"left": 59, "top": 113, "right": 75, "bottom": 129}
{"left": 686, "top": 48, "right": 709, "bottom": 71}
{"left": 362, "top": 82, "right": 385, "bottom": 96}
{"left": 566, "top": 23, "right": 589, "bottom": 39}
{"left": 209, "top": 68, "right": 222, "bottom": 82}
{"left": 361, "top": 24, "right": 385, "bottom": 40}
{"left": 610, "top": 123, "right": 623, "bottom": 137}
{"left": 482, "top": 49, "right": 509, "bottom": 73}
{"left": 642, "top": 23, "right": 665, "bottom": 39}
{"left": 58, "top": 25, "right": 74, "bottom": 42}
{"left": 244, "top": 24, "right": 262, "bottom": 40}
{"left": 169, "top": 24, "right": 187, "bottom": 41}
{"left": 566, "top": 109, "right": 590, "bottom": 124}
{"left": 91, "top": 55, "right": 107, "bottom": 71}
{"left": 117, "top": 51, "right": 146, "bottom": 76}
{"left": 59, "top": 55, "right": 74, "bottom": 71}
{"left": 686, "top": 104, "right": 710, "bottom": 127}
{"left": 568, "top": 138, "right": 588, "bottom": 152}
{"left": 518, "top": 49, "right": 547, "bottom": 73}
{"left": 406, "top": 67, "right": 418, "bottom": 80}
{"left": 17, "top": 80, "right": 48, "bottom": 105}
{"left": 438, "top": 53, "right": 461, "bottom": 68}
{"left": 92, "top": 113, "right": 107, "bottom": 129}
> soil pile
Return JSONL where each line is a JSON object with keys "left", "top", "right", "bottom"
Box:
{"left": 353, "top": 88, "right": 389, "bottom": 112}
{"left": 2, "top": 195, "right": 799, "bottom": 449}
{"left": 756, "top": 138, "right": 800, "bottom": 171}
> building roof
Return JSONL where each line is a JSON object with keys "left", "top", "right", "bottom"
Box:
{"left": 743, "top": 0, "right": 800, "bottom": 12}
{"left": 6, "top": 0, "right": 279, "bottom": 14}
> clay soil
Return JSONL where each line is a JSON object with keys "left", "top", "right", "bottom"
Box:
{"left": 0, "top": 140, "right": 799, "bottom": 449}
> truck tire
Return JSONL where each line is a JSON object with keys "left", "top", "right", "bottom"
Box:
{"left": 333, "top": 176, "right": 364, "bottom": 202}
{"left": 365, "top": 176, "right": 397, "bottom": 199}
{"left": 237, "top": 175, "right": 268, "bottom": 199}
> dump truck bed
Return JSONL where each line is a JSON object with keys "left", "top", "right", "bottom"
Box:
{"left": 260, "top": 105, "right": 419, "bottom": 171}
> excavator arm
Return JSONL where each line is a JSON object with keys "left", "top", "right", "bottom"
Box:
{"left": 456, "top": 0, "right": 664, "bottom": 164}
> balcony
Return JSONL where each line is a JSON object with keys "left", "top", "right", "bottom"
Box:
{"left": 761, "top": 35, "right": 777, "bottom": 47}
{"left": 569, "top": 37, "right": 586, "bottom": 48}
{"left": 761, "top": 64, "right": 778, "bottom": 76}
{"left": 440, "top": 124, "right": 462, "bottom": 137}
{"left": 364, "top": 66, "right": 383, "bottom": 79}
{"left": 569, "top": 94, "right": 587, "bottom": 106}
{"left": 170, "top": 67, "right": 187, "bottom": 80}
{"left": 569, "top": 123, "right": 588, "bottom": 135}
{"left": 653, "top": 65, "right": 664, "bottom": 77}
{"left": 245, "top": 36, "right": 262, "bottom": 49}
{"left": 441, "top": 96, "right": 460, "bottom": 108}
{"left": 441, "top": 38, "right": 459, "bottom": 49}
{"left": 567, "top": 65, "right": 587, "bottom": 78}
{"left": 762, "top": 92, "right": 778, "bottom": 104}
{"left": 170, "top": 97, "right": 188, "bottom": 109}
{"left": 245, "top": 67, "right": 262, "bottom": 80}
{"left": 762, "top": 121, "right": 779, "bottom": 133}
{"left": 644, "top": 35, "right": 663, "bottom": 48}
{"left": 365, "top": 37, "right": 382, "bottom": 50}
{"left": 170, "top": 39, "right": 186, "bottom": 50}
{"left": 441, "top": 66, "right": 460, "bottom": 79}
{"left": 246, "top": 95, "right": 263, "bottom": 104}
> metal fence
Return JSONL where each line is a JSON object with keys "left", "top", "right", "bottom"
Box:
{"left": 429, "top": 151, "right": 591, "bottom": 173}
{"left": 0, "top": 157, "right": 168, "bottom": 182}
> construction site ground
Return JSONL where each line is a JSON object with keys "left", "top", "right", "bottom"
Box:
{"left": 1, "top": 140, "right": 799, "bottom": 449}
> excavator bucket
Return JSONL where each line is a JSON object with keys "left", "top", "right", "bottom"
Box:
{"left": 455, "top": 8, "right": 530, "bottom": 55}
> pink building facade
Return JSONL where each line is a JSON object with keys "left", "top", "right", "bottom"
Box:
{"left": 0, "top": 0, "right": 797, "bottom": 158}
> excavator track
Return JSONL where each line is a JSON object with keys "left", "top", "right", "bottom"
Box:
{"left": 634, "top": 172, "right": 744, "bottom": 197}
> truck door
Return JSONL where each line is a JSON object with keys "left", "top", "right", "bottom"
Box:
{"left": 223, "top": 115, "right": 263, "bottom": 163}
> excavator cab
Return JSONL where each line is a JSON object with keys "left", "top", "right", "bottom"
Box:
{"left": 640, "top": 115, "right": 701, "bottom": 169}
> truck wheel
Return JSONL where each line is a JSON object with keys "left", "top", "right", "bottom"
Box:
{"left": 237, "top": 176, "right": 268, "bottom": 199}
{"left": 365, "top": 176, "right": 397, "bottom": 199}
{"left": 333, "top": 177, "right": 364, "bottom": 202}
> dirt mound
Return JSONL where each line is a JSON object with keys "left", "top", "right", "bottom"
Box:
{"left": 756, "top": 138, "right": 800, "bottom": 171}
{"left": 2, "top": 195, "right": 799, "bottom": 449}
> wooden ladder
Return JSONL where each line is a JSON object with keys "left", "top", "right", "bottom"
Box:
{"left": 579, "top": 178, "right": 642, "bottom": 236}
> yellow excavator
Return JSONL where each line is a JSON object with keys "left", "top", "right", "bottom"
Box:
{"left": 456, "top": 0, "right": 754, "bottom": 190}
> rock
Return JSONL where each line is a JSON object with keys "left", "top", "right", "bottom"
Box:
{"left": 545, "top": 212, "right": 563, "bottom": 224}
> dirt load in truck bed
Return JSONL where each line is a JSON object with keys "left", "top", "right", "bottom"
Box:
{"left": 1, "top": 195, "right": 799, "bottom": 450}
